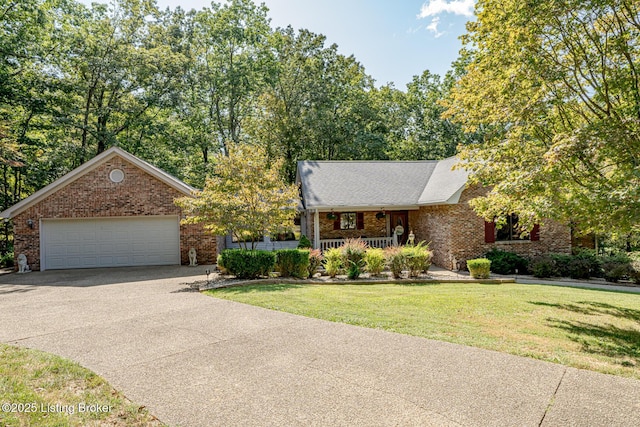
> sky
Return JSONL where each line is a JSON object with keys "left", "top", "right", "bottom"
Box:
{"left": 82, "top": 0, "right": 478, "bottom": 89}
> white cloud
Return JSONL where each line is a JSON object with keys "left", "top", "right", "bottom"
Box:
{"left": 425, "top": 17, "right": 444, "bottom": 38}
{"left": 418, "top": 0, "right": 476, "bottom": 18}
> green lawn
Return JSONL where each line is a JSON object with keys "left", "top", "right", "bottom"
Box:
{"left": 206, "top": 282, "right": 640, "bottom": 379}
{"left": 0, "top": 344, "right": 163, "bottom": 427}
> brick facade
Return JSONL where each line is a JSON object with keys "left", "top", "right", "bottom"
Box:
{"left": 12, "top": 155, "right": 217, "bottom": 270}
{"left": 317, "top": 211, "right": 388, "bottom": 239}
{"left": 411, "top": 185, "right": 572, "bottom": 269}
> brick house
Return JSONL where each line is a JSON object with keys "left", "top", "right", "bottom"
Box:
{"left": 0, "top": 147, "right": 217, "bottom": 271}
{"left": 296, "top": 157, "right": 572, "bottom": 269}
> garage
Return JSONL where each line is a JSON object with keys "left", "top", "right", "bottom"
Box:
{"left": 41, "top": 217, "right": 180, "bottom": 270}
{"left": 0, "top": 147, "right": 218, "bottom": 271}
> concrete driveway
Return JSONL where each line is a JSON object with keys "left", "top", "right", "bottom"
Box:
{"left": 1, "top": 266, "right": 639, "bottom": 427}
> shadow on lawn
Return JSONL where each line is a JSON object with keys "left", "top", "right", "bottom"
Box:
{"left": 530, "top": 301, "right": 640, "bottom": 366}
{"left": 211, "top": 283, "right": 303, "bottom": 294}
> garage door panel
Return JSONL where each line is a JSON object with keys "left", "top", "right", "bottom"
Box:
{"left": 42, "top": 217, "right": 180, "bottom": 270}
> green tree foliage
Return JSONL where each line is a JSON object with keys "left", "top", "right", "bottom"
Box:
{"left": 175, "top": 145, "right": 299, "bottom": 249}
{"left": 385, "top": 71, "right": 472, "bottom": 160}
{"left": 247, "top": 27, "right": 388, "bottom": 182}
{"left": 446, "top": 0, "right": 640, "bottom": 235}
{"left": 1, "top": 0, "right": 474, "bottom": 215}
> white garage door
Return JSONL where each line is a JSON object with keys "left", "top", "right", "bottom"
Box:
{"left": 41, "top": 217, "right": 180, "bottom": 270}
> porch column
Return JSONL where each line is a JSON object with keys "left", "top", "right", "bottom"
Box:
{"left": 313, "top": 209, "right": 320, "bottom": 249}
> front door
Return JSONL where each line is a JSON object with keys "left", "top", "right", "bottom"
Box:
{"left": 390, "top": 211, "right": 409, "bottom": 245}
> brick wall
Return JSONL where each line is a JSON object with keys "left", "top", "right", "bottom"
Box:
{"left": 13, "top": 155, "right": 217, "bottom": 270}
{"left": 318, "top": 211, "right": 388, "bottom": 239}
{"left": 412, "top": 185, "right": 572, "bottom": 269}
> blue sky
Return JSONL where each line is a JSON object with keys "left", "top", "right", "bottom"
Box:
{"left": 83, "top": 0, "right": 477, "bottom": 88}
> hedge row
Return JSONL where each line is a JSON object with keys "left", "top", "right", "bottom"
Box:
{"left": 484, "top": 248, "right": 640, "bottom": 283}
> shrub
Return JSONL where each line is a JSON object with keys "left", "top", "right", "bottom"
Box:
{"left": 341, "top": 238, "right": 368, "bottom": 279}
{"left": 529, "top": 255, "right": 557, "bottom": 278}
{"left": 324, "top": 247, "right": 343, "bottom": 278}
{"left": 601, "top": 253, "right": 632, "bottom": 283}
{"left": 384, "top": 246, "right": 407, "bottom": 279}
{"left": 364, "top": 248, "right": 386, "bottom": 276}
{"left": 467, "top": 258, "right": 491, "bottom": 279}
{"left": 216, "top": 253, "right": 228, "bottom": 274}
{"left": 297, "top": 235, "right": 312, "bottom": 249}
{"left": 402, "top": 242, "right": 432, "bottom": 277}
{"left": 307, "top": 249, "right": 323, "bottom": 278}
{"left": 347, "top": 263, "right": 362, "bottom": 280}
{"left": 217, "top": 249, "right": 276, "bottom": 279}
{"left": 572, "top": 248, "right": 602, "bottom": 278}
{"left": 549, "top": 253, "right": 573, "bottom": 277}
{"left": 629, "top": 252, "right": 640, "bottom": 284}
{"left": 484, "top": 249, "right": 528, "bottom": 275}
{"left": 275, "top": 249, "right": 310, "bottom": 278}
{"left": 0, "top": 251, "right": 14, "bottom": 268}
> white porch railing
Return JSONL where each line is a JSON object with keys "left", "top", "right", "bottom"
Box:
{"left": 319, "top": 237, "right": 393, "bottom": 251}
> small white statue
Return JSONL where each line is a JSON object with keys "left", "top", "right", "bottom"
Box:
{"left": 407, "top": 230, "right": 415, "bottom": 246}
{"left": 188, "top": 247, "right": 197, "bottom": 266}
{"left": 17, "top": 253, "right": 30, "bottom": 273}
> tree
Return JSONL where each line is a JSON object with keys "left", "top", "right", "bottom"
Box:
{"left": 385, "top": 70, "right": 474, "bottom": 160}
{"left": 175, "top": 144, "right": 299, "bottom": 249}
{"left": 445, "top": 0, "right": 640, "bottom": 235}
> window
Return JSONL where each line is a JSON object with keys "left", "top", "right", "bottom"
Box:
{"left": 332, "top": 212, "right": 365, "bottom": 230}
{"left": 496, "top": 214, "right": 528, "bottom": 241}
{"left": 340, "top": 212, "right": 357, "bottom": 230}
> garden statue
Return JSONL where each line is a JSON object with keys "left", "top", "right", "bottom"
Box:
{"left": 17, "top": 253, "right": 30, "bottom": 273}
{"left": 407, "top": 230, "right": 415, "bottom": 246}
{"left": 188, "top": 247, "right": 197, "bottom": 266}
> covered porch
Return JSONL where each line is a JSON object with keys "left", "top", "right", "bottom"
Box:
{"left": 300, "top": 208, "right": 415, "bottom": 251}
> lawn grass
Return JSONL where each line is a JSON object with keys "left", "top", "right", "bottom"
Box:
{"left": 206, "top": 282, "right": 640, "bottom": 379}
{"left": 0, "top": 344, "right": 163, "bottom": 427}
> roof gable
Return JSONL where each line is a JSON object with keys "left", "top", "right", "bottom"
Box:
{"left": 0, "top": 147, "right": 195, "bottom": 219}
{"left": 297, "top": 157, "right": 468, "bottom": 210}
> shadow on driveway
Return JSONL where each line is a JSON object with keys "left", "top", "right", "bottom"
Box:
{"left": 0, "top": 265, "right": 213, "bottom": 288}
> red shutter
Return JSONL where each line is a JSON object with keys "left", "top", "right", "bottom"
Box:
{"left": 484, "top": 221, "right": 496, "bottom": 243}
{"left": 356, "top": 212, "right": 364, "bottom": 230}
{"left": 531, "top": 224, "right": 540, "bottom": 241}
{"left": 333, "top": 213, "right": 341, "bottom": 230}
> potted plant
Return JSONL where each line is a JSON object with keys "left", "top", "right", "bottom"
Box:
{"left": 326, "top": 212, "right": 337, "bottom": 220}
{"left": 375, "top": 211, "right": 386, "bottom": 220}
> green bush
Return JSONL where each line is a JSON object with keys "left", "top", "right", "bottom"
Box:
{"left": 364, "top": 248, "right": 386, "bottom": 276}
{"left": 384, "top": 246, "right": 407, "bottom": 279}
{"left": 0, "top": 251, "right": 14, "bottom": 268}
{"left": 297, "top": 235, "right": 312, "bottom": 249}
{"left": 549, "top": 253, "right": 573, "bottom": 277}
{"left": 629, "top": 252, "right": 640, "bottom": 284}
{"left": 324, "top": 247, "right": 343, "bottom": 278}
{"left": 217, "top": 249, "right": 276, "bottom": 279}
{"left": 307, "top": 249, "right": 323, "bottom": 278}
{"left": 402, "top": 242, "right": 432, "bottom": 277}
{"left": 467, "top": 258, "right": 491, "bottom": 279}
{"left": 529, "top": 255, "right": 557, "bottom": 278}
{"left": 572, "top": 248, "right": 602, "bottom": 278}
{"left": 601, "top": 253, "right": 632, "bottom": 283}
{"left": 341, "top": 238, "right": 368, "bottom": 279}
{"left": 216, "top": 253, "right": 228, "bottom": 274}
{"left": 484, "top": 249, "right": 528, "bottom": 274}
{"left": 275, "top": 249, "right": 310, "bottom": 278}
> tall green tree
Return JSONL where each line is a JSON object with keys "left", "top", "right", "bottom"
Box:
{"left": 176, "top": 0, "right": 273, "bottom": 162}
{"left": 54, "top": 0, "right": 183, "bottom": 164}
{"left": 446, "top": 0, "right": 640, "bottom": 235}
{"left": 247, "top": 27, "right": 387, "bottom": 182}
{"left": 385, "top": 70, "right": 473, "bottom": 160}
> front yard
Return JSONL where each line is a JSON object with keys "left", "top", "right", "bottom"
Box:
{"left": 0, "top": 344, "right": 162, "bottom": 427}
{"left": 206, "top": 282, "right": 640, "bottom": 379}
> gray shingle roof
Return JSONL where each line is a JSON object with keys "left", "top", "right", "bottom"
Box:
{"left": 297, "top": 157, "right": 469, "bottom": 210}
